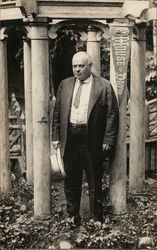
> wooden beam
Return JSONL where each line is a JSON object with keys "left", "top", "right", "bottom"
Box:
{"left": 37, "top": 0, "right": 124, "bottom": 5}
{"left": 0, "top": 32, "right": 10, "bottom": 194}
{"left": 38, "top": 5, "right": 123, "bottom": 19}
{"left": 0, "top": 7, "right": 23, "bottom": 20}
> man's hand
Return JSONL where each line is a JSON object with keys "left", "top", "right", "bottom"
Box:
{"left": 51, "top": 141, "right": 60, "bottom": 150}
{"left": 103, "top": 144, "right": 112, "bottom": 151}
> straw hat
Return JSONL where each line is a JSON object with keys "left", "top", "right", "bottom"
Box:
{"left": 50, "top": 148, "right": 66, "bottom": 177}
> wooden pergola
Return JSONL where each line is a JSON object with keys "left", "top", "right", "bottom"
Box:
{"left": 0, "top": 0, "right": 156, "bottom": 219}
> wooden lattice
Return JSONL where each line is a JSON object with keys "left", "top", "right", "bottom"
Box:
{"left": 0, "top": 0, "right": 15, "bottom": 4}
{"left": 148, "top": 98, "right": 157, "bottom": 138}
{"left": 9, "top": 93, "right": 26, "bottom": 174}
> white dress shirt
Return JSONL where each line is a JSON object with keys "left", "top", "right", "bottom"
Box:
{"left": 70, "top": 74, "right": 93, "bottom": 124}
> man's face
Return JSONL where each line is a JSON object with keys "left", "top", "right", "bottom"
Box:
{"left": 72, "top": 54, "right": 92, "bottom": 81}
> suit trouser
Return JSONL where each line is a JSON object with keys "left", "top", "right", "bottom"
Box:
{"left": 63, "top": 123, "right": 103, "bottom": 221}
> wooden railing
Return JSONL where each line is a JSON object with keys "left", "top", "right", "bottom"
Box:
{"left": 9, "top": 93, "right": 26, "bottom": 175}
{"left": 0, "top": 0, "right": 15, "bottom": 3}
{"left": 147, "top": 98, "right": 157, "bottom": 139}
{"left": 145, "top": 98, "right": 157, "bottom": 176}
{"left": 127, "top": 98, "right": 157, "bottom": 177}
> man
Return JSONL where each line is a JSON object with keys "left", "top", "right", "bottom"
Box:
{"left": 52, "top": 51, "right": 119, "bottom": 225}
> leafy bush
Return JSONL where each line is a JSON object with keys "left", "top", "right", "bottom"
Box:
{"left": 145, "top": 51, "right": 157, "bottom": 100}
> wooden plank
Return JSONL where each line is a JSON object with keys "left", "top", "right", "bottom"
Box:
{"left": 0, "top": 0, "right": 15, "bottom": 5}
{"left": 145, "top": 138, "right": 157, "bottom": 143}
{"left": 9, "top": 124, "right": 21, "bottom": 129}
{"left": 149, "top": 108, "right": 157, "bottom": 113}
{"left": 145, "top": 144, "right": 150, "bottom": 173}
{"left": 10, "top": 148, "right": 21, "bottom": 153}
{"left": 0, "top": 8, "right": 23, "bottom": 20}
{"left": 37, "top": 0, "right": 124, "bottom": 4}
{"left": 150, "top": 143, "right": 156, "bottom": 173}
{"left": 149, "top": 129, "right": 157, "bottom": 136}
{"left": 10, "top": 155, "right": 20, "bottom": 159}
{"left": 150, "top": 124, "right": 157, "bottom": 130}
{"left": 145, "top": 103, "right": 149, "bottom": 140}
{"left": 38, "top": 5, "right": 123, "bottom": 19}
{"left": 156, "top": 142, "right": 157, "bottom": 174}
{"left": 147, "top": 98, "right": 157, "bottom": 105}
{"left": 9, "top": 115, "right": 17, "bottom": 120}
{"left": 9, "top": 133, "right": 21, "bottom": 148}
{"left": 149, "top": 116, "right": 156, "bottom": 123}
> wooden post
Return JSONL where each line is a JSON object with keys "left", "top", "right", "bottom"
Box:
{"left": 129, "top": 24, "right": 146, "bottom": 194}
{"left": 87, "top": 26, "right": 101, "bottom": 76}
{"left": 31, "top": 20, "right": 51, "bottom": 218}
{"left": 0, "top": 29, "right": 10, "bottom": 194}
{"left": 156, "top": 142, "right": 157, "bottom": 175}
{"left": 145, "top": 143, "right": 150, "bottom": 175}
{"left": 109, "top": 84, "right": 127, "bottom": 214}
{"left": 23, "top": 37, "right": 33, "bottom": 185}
{"left": 145, "top": 101, "right": 149, "bottom": 140}
{"left": 145, "top": 102, "right": 149, "bottom": 175}
{"left": 109, "top": 22, "right": 132, "bottom": 214}
{"left": 150, "top": 143, "right": 156, "bottom": 174}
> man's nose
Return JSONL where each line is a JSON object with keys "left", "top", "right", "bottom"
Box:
{"left": 76, "top": 66, "right": 80, "bottom": 71}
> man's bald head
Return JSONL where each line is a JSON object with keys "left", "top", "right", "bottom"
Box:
{"left": 72, "top": 52, "right": 92, "bottom": 81}
{"left": 72, "top": 51, "right": 92, "bottom": 65}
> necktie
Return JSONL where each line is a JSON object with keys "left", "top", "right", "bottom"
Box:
{"left": 73, "top": 81, "right": 84, "bottom": 109}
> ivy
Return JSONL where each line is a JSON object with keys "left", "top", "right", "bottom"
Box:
{"left": 145, "top": 51, "right": 157, "bottom": 100}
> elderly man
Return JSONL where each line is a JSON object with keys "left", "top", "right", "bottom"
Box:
{"left": 52, "top": 51, "right": 119, "bottom": 225}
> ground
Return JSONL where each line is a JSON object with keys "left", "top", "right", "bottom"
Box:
{"left": 0, "top": 169, "right": 157, "bottom": 249}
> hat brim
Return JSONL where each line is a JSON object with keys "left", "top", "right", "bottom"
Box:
{"left": 50, "top": 148, "right": 66, "bottom": 177}
{"left": 50, "top": 153, "right": 60, "bottom": 173}
{"left": 57, "top": 148, "right": 66, "bottom": 177}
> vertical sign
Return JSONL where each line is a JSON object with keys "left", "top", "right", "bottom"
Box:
{"left": 110, "top": 26, "right": 132, "bottom": 103}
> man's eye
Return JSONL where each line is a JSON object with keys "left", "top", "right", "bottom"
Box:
{"left": 73, "top": 65, "right": 85, "bottom": 68}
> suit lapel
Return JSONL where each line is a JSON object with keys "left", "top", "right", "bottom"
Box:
{"left": 63, "top": 77, "right": 75, "bottom": 123}
{"left": 87, "top": 75, "right": 104, "bottom": 121}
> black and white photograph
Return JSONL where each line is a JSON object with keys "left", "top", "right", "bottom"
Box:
{"left": 0, "top": 0, "right": 157, "bottom": 249}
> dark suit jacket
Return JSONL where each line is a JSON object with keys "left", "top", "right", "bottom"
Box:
{"left": 52, "top": 75, "right": 119, "bottom": 159}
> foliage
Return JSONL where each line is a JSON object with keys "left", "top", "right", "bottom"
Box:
{"left": 49, "top": 27, "right": 86, "bottom": 61}
{"left": 10, "top": 27, "right": 157, "bottom": 101}
{"left": 1, "top": 172, "right": 157, "bottom": 249}
{"left": 100, "top": 39, "right": 110, "bottom": 80}
{"left": 145, "top": 51, "right": 157, "bottom": 100}
{"left": 49, "top": 27, "right": 86, "bottom": 94}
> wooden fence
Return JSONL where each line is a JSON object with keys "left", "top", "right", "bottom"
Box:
{"left": 145, "top": 98, "right": 157, "bottom": 177}
{"left": 127, "top": 98, "right": 157, "bottom": 177}
{"left": 0, "top": 0, "right": 15, "bottom": 4}
{"left": 9, "top": 93, "right": 26, "bottom": 175}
